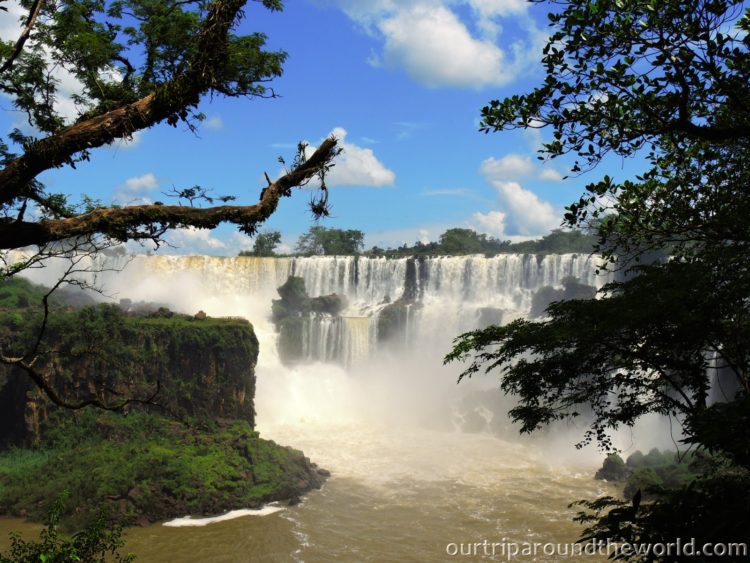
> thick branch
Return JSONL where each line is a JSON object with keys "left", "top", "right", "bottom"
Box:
{"left": 0, "top": 0, "right": 247, "bottom": 206}
{"left": 0, "top": 138, "right": 338, "bottom": 249}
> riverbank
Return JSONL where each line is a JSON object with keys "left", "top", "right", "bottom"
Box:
{"left": 0, "top": 411, "right": 328, "bottom": 530}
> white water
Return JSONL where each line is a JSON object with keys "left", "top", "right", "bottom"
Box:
{"left": 14, "top": 253, "right": 659, "bottom": 560}
{"left": 163, "top": 506, "right": 286, "bottom": 527}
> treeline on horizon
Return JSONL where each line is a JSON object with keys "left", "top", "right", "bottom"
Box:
{"left": 239, "top": 226, "right": 597, "bottom": 258}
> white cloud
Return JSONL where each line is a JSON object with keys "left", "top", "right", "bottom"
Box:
{"left": 538, "top": 168, "right": 564, "bottom": 182}
{"left": 470, "top": 210, "right": 507, "bottom": 238}
{"left": 485, "top": 180, "right": 559, "bottom": 236}
{"left": 124, "top": 173, "right": 158, "bottom": 192}
{"left": 324, "top": 0, "right": 541, "bottom": 88}
{"left": 306, "top": 127, "right": 395, "bottom": 187}
{"left": 378, "top": 5, "right": 511, "bottom": 88}
{"left": 481, "top": 152, "right": 565, "bottom": 183}
{"left": 474, "top": 157, "right": 561, "bottom": 238}
{"left": 204, "top": 115, "right": 224, "bottom": 130}
{"left": 468, "top": 0, "right": 528, "bottom": 18}
{"left": 114, "top": 173, "right": 158, "bottom": 204}
{"left": 480, "top": 153, "right": 534, "bottom": 180}
{"left": 167, "top": 227, "right": 227, "bottom": 252}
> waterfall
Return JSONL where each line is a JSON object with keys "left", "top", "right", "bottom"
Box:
{"left": 12, "top": 251, "right": 602, "bottom": 369}
{"left": 79, "top": 253, "right": 603, "bottom": 368}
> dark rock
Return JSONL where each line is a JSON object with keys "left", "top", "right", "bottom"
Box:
{"left": 310, "top": 293, "right": 347, "bottom": 315}
{"left": 127, "top": 486, "right": 143, "bottom": 501}
{"left": 194, "top": 310, "right": 207, "bottom": 320}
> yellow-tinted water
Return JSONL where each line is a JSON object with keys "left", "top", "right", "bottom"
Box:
{"left": 0, "top": 423, "right": 616, "bottom": 562}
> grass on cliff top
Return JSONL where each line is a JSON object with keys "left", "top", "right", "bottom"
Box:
{"left": 0, "top": 411, "right": 318, "bottom": 531}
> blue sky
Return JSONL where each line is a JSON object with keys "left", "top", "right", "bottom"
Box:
{"left": 1, "top": 0, "right": 644, "bottom": 255}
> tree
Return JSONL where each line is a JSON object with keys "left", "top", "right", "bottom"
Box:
{"left": 295, "top": 226, "right": 364, "bottom": 256}
{"left": 448, "top": 0, "right": 750, "bottom": 555}
{"left": 0, "top": 0, "right": 340, "bottom": 410}
{"left": 0, "top": 0, "right": 339, "bottom": 255}
{"left": 438, "top": 228, "right": 486, "bottom": 254}
{"left": 241, "top": 230, "right": 281, "bottom": 256}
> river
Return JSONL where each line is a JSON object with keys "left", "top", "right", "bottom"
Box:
{"left": 1, "top": 254, "right": 629, "bottom": 561}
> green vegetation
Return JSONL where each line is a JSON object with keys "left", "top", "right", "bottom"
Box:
{"left": 0, "top": 411, "right": 325, "bottom": 530}
{"left": 237, "top": 227, "right": 597, "bottom": 259}
{"left": 595, "top": 450, "right": 700, "bottom": 500}
{"left": 295, "top": 226, "right": 365, "bottom": 256}
{"left": 0, "top": 282, "right": 327, "bottom": 530}
{"left": 1, "top": 298, "right": 258, "bottom": 445}
{"left": 366, "top": 228, "right": 596, "bottom": 257}
{"left": 239, "top": 231, "right": 282, "bottom": 257}
{"left": 448, "top": 0, "right": 750, "bottom": 556}
{"left": 0, "top": 497, "right": 134, "bottom": 563}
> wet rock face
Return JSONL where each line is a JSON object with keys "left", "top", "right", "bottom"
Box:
{"left": 0, "top": 305, "right": 259, "bottom": 445}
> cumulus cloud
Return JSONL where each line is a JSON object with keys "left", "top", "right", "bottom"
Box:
{"left": 377, "top": 5, "right": 510, "bottom": 88}
{"left": 481, "top": 153, "right": 565, "bottom": 183}
{"left": 470, "top": 210, "right": 507, "bottom": 238}
{"left": 489, "top": 180, "right": 558, "bottom": 236}
{"left": 480, "top": 153, "right": 534, "bottom": 180}
{"left": 324, "top": 0, "right": 540, "bottom": 88}
{"left": 166, "top": 227, "right": 227, "bottom": 253}
{"left": 468, "top": 0, "right": 528, "bottom": 18}
{"left": 114, "top": 173, "right": 158, "bottom": 204}
{"left": 305, "top": 127, "right": 395, "bottom": 187}
{"left": 472, "top": 157, "right": 561, "bottom": 238}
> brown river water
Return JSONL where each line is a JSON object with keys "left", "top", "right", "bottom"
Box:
{"left": 0, "top": 422, "right": 615, "bottom": 562}
{"left": 1, "top": 255, "right": 632, "bottom": 561}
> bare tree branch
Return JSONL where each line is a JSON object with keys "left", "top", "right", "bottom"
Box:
{"left": 0, "top": 137, "right": 339, "bottom": 249}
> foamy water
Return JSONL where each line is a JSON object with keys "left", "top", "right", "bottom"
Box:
{"left": 1, "top": 254, "right": 644, "bottom": 561}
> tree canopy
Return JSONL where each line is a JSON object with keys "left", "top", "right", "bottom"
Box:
{"left": 448, "top": 0, "right": 750, "bottom": 553}
{"left": 295, "top": 226, "right": 364, "bottom": 256}
{"left": 240, "top": 230, "right": 281, "bottom": 256}
{"left": 0, "top": 0, "right": 339, "bottom": 259}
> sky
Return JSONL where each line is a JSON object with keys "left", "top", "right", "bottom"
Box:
{"left": 0, "top": 0, "right": 644, "bottom": 255}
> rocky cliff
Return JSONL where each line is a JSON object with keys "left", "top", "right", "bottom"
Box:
{"left": 0, "top": 280, "right": 327, "bottom": 528}
{"left": 0, "top": 304, "right": 258, "bottom": 446}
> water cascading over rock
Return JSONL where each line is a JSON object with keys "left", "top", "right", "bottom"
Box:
{"left": 104, "top": 253, "right": 603, "bottom": 368}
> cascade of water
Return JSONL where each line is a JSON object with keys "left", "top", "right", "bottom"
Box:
{"left": 47, "top": 252, "right": 603, "bottom": 366}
